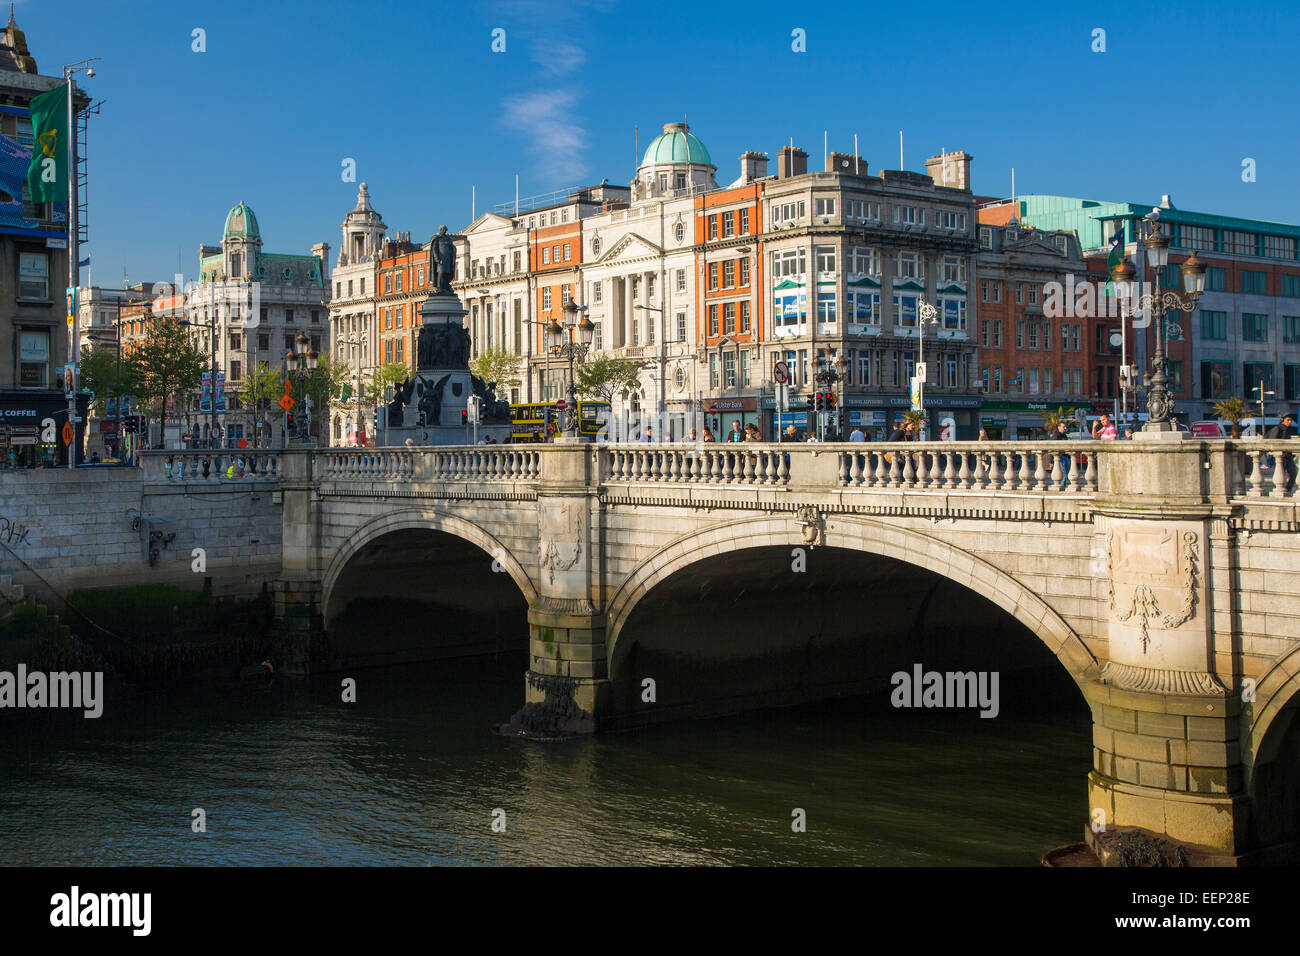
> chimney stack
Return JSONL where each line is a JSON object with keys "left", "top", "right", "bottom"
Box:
{"left": 777, "top": 145, "right": 808, "bottom": 179}
{"left": 739, "top": 150, "right": 769, "bottom": 184}
{"left": 924, "top": 150, "right": 973, "bottom": 190}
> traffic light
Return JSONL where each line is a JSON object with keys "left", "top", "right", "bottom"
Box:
{"left": 827, "top": 392, "right": 838, "bottom": 409}
{"left": 461, "top": 410, "right": 468, "bottom": 425}
{"left": 286, "top": 413, "right": 295, "bottom": 431}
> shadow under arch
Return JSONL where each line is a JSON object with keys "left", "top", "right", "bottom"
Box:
{"left": 1244, "top": 645, "right": 1300, "bottom": 861}
{"left": 605, "top": 513, "right": 1100, "bottom": 690}
{"left": 322, "top": 506, "right": 537, "bottom": 628}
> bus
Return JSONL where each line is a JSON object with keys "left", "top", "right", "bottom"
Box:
{"left": 510, "top": 401, "right": 610, "bottom": 442}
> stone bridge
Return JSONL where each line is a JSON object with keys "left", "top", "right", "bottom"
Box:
{"left": 136, "top": 436, "right": 1300, "bottom": 864}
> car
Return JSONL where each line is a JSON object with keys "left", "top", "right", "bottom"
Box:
{"left": 1190, "top": 421, "right": 1226, "bottom": 438}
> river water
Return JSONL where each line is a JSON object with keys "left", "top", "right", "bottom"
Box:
{"left": 0, "top": 655, "right": 1090, "bottom": 866}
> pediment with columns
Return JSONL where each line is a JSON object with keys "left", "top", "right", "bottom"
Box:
{"left": 593, "top": 232, "right": 664, "bottom": 266}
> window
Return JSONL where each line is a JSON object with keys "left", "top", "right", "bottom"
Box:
{"left": 395, "top": 273, "right": 402, "bottom": 292}
{"left": 285, "top": 334, "right": 295, "bottom": 352}
{"left": 592, "top": 321, "right": 603, "bottom": 351}
{"left": 593, "top": 281, "right": 602, "bottom": 304}
{"left": 723, "top": 260, "right": 736, "bottom": 288}
{"left": 817, "top": 293, "right": 836, "bottom": 323}
{"left": 859, "top": 352, "right": 871, "bottom": 386}
{"left": 723, "top": 352, "right": 737, "bottom": 388}
{"left": 229, "top": 332, "right": 242, "bottom": 350}
{"left": 1206, "top": 267, "right": 1226, "bottom": 292}
{"left": 676, "top": 268, "right": 687, "bottom": 292}
{"left": 17, "top": 252, "right": 48, "bottom": 299}
{"left": 740, "top": 208, "right": 750, "bottom": 234}
{"left": 846, "top": 199, "right": 880, "bottom": 221}
{"left": 1027, "top": 321, "right": 1039, "bottom": 349}
{"left": 852, "top": 247, "right": 878, "bottom": 275}
{"left": 816, "top": 245, "right": 836, "bottom": 274}
{"left": 674, "top": 172, "right": 686, "bottom": 189}
{"left": 815, "top": 198, "right": 836, "bottom": 217}
{"left": 1201, "top": 360, "right": 1231, "bottom": 399}
{"left": 1281, "top": 275, "right": 1300, "bottom": 298}
{"left": 417, "top": 267, "right": 425, "bottom": 286}
{"left": 709, "top": 353, "right": 719, "bottom": 389}
{"left": 1245, "top": 361, "right": 1275, "bottom": 398}
{"left": 980, "top": 318, "right": 990, "bottom": 347}
{"left": 937, "top": 211, "right": 967, "bottom": 231}
{"left": 542, "top": 247, "right": 550, "bottom": 265}
{"left": 893, "top": 205, "right": 919, "bottom": 225}
{"left": 17, "top": 328, "right": 48, "bottom": 387}
{"left": 741, "top": 301, "right": 751, "bottom": 333}
{"left": 384, "top": 339, "right": 393, "bottom": 363}
{"left": 1016, "top": 320, "right": 1026, "bottom": 349}
{"left": 1224, "top": 231, "right": 1256, "bottom": 256}
{"left": 709, "top": 216, "right": 718, "bottom": 240}
{"left": 723, "top": 211, "right": 735, "bottom": 237}
{"left": 258, "top": 333, "right": 269, "bottom": 350}
{"left": 1015, "top": 283, "right": 1024, "bottom": 305}
{"left": 946, "top": 354, "right": 958, "bottom": 388}
{"left": 1287, "top": 364, "right": 1300, "bottom": 402}
{"left": 561, "top": 285, "right": 571, "bottom": 306}
{"left": 850, "top": 291, "right": 880, "bottom": 324}
{"left": 542, "top": 288, "right": 551, "bottom": 310}
{"left": 937, "top": 295, "right": 966, "bottom": 330}
{"left": 676, "top": 311, "right": 687, "bottom": 341}
{"left": 774, "top": 291, "right": 806, "bottom": 326}
{"left": 979, "top": 226, "right": 993, "bottom": 249}
{"left": 1027, "top": 284, "right": 1040, "bottom": 306}
{"left": 1243, "top": 313, "right": 1269, "bottom": 342}
{"left": 709, "top": 304, "right": 719, "bottom": 336}
{"left": 771, "top": 248, "right": 806, "bottom": 278}
{"left": 285, "top": 308, "right": 294, "bottom": 323}
{"left": 1179, "top": 224, "right": 1215, "bottom": 249}
{"left": 941, "top": 256, "right": 966, "bottom": 283}
{"left": 230, "top": 360, "right": 242, "bottom": 381}
{"left": 708, "top": 263, "right": 719, "bottom": 290}
{"left": 724, "top": 302, "right": 736, "bottom": 334}
{"left": 1201, "top": 310, "right": 1227, "bottom": 340}
{"left": 311, "top": 309, "right": 320, "bottom": 324}
{"left": 1242, "top": 270, "right": 1267, "bottom": 295}
{"left": 896, "top": 252, "right": 920, "bottom": 279}
{"left": 674, "top": 222, "right": 685, "bottom": 242}
{"left": 563, "top": 244, "right": 571, "bottom": 262}
{"left": 893, "top": 294, "right": 918, "bottom": 326}
{"left": 1264, "top": 236, "right": 1296, "bottom": 260}
{"left": 1284, "top": 316, "right": 1300, "bottom": 343}
{"left": 740, "top": 258, "right": 750, "bottom": 286}
{"left": 384, "top": 273, "right": 392, "bottom": 293}
{"left": 1169, "top": 361, "right": 1183, "bottom": 392}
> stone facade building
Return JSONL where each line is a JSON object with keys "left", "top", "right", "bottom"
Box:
{"left": 329, "top": 183, "right": 386, "bottom": 444}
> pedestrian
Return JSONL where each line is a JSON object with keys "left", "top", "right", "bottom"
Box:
{"left": 175, "top": 457, "right": 185, "bottom": 480}
{"left": 702, "top": 428, "right": 716, "bottom": 442}
{"left": 849, "top": 426, "right": 866, "bottom": 443}
{"left": 1123, "top": 427, "right": 1134, "bottom": 440}
{"left": 1092, "top": 413, "right": 1117, "bottom": 441}
{"left": 1050, "top": 422, "right": 1069, "bottom": 441}
{"left": 684, "top": 427, "right": 697, "bottom": 442}
{"left": 888, "top": 421, "right": 907, "bottom": 442}
{"left": 639, "top": 426, "right": 654, "bottom": 442}
{"left": 743, "top": 424, "right": 761, "bottom": 442}
{"left": 165, "top": 455, "right": 173, "bottom": 480}
{"left": 726, "top": 420, "right": 745, "bottom": 443}
{"left": 784, "top": 425, "right": 800, "bottom": 443}
{"left": 1267, "top": 413, "right": 1298, "bottom": 488}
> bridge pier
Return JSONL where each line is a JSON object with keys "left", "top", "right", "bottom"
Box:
{"left": 1088, "top": 437, "right": 1250, "bottom": 863}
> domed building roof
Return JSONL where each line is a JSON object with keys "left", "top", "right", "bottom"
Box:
{"left": 640, "top": 123, "right": 713, "bottom": 168}
{"left": 223, "top": 201, "right": 260, "bottom": 240}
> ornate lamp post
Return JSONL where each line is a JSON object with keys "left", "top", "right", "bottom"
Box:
{"left": 548, "top": 299, "right": 595, "bottom": 435}
{"left": 284, "top": 332, "right": 318, "bottom": 444}
{"left": 916, "top": 299, "right": 941, "bottom": 439}
{"left": 1110, "top": 218, "right": 1206, "bottom": 432}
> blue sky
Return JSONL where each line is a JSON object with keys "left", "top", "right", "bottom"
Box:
{"left": 17, "top": 0, "right": 1300, "bottom": 285}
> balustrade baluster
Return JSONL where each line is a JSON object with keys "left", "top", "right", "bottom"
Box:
{"left": 710, "top": 450, "right": 722, "bottom": 483}
{"left": 849, "top": 451, "right": 863, "bottom": 486}
{"left": 1033, "top": 449, "right": 1048, "bottom": 491}
{"left": 1248, "top": 450, "right": 1265, "bottom": 497}
{"left": 777, "top": 449, "right": 790, "bottom": 484}
{"left": 1083, "top": 452, "right": 1097, "bottom": 491}
{"left": 902, "top": 450, "right": 916, "bottom": 488}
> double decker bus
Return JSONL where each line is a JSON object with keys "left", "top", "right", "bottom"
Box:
{"left": 510, "top": 401, "right": 610, "bottom": 442}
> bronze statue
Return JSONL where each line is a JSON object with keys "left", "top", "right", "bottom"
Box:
{"left": 417, "top": 374, "right": 450, "bottom": 427}
{"left": 430, "top": 225, "right": 456, "bottom": 293}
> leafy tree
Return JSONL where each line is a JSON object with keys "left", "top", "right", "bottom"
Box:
{"left": 1212, "top": 396, "right": 1247, "bottom": 425}
{"left": 575, "top": 355, "right": 642, "bottom": 403}
{"left": 371, "top": 362, "right": 412, "bottom": 403}
{"left": 469, "top": 346, "right": 523, "bottom": 395}
{"left": 1042, "top": 405, "right": 1075, "bottom": 434}
{"left": 79, "top": 346, "right": 137, "bottom": 417}
{"left": 125, "top": 315, "right": 206, "bottom": 440}
{"left": 239, "top": 362, "right": 284, "bottom": 437}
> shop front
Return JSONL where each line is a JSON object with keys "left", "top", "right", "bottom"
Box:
{"left": 0, "top": 390, "right": 90, "bottom": 468}
{"left": 980, "top": 400, "right": 1087, "bottom": 440}
{"left": 702, "top": 396, "right": 761, "bottom": 440}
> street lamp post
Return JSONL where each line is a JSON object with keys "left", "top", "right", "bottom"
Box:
{"left": 284, "top": 332, "right": 318, "bottom": 445}
{"left": 1110, "top": 217, "right": 1206, "bottom": 433}
{"left": 63, "top": 57, "right": 98, "bottom": 468}
{"left": 916, "top": 300, "right": 940, "bottom": 439}
{"left": 548, "top": 300, "right": 595, "bottom": 435}
{"left": 1253, "top": 382, "right": 1276, "bottom": 433}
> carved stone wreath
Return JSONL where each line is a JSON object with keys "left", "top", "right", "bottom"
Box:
{"left": 1108, "top": 530, "right": 1199, "bottom": 653}
{"left": 794, "top": 505, "right": 823, "bottom": 548}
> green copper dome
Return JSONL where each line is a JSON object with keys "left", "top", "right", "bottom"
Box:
{"left": 223, "top": 201, "right": 260, "bottom": 240}
{"left": 640, "top": 123, "right": 712, "bottom": 168}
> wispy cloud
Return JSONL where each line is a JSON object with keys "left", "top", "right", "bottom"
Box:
{"left": 533, "top": 41, "right": 586, "bottom": 78}
{"left": 500, "top": 89, "right": 587, "bottom": 185}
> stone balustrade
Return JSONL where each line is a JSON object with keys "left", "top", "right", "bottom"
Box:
{"left": 140, "top": 450, "right": 280, "bottom": 482}
{"left": 1229, "top": 440, "right": 1300, "bottom": 499}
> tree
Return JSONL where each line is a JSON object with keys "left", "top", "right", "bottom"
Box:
{"left": 575, "top": 355, "right": 642, "bottom": 403}
{"left": 240, "top": 362, "right": 284, "bottom": 438}
{"left": 469, "top": 347, "right": 523, "bottom": 395}
{"left": 1042, "top": 405, "right": 1075, "bottom": 434}
{"left": 371, "top": 361, "right": 410, "bottom": 396}
{"left": 125, "top": 315, "right": 206, "bottom": 442}
{"left": 1212, "top": 396, "right": 1247, "bottom": 425}
{"left": 79, "top": 346, "right": 137, "bottom": 418}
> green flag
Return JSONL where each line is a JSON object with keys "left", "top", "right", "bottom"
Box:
{"left": 26, "top": 84, "right": 69, "bottom": 204}
{"left": 340, "top": 383, "right": 353, "bottom": 402}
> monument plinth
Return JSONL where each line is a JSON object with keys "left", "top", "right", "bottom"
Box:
{"left": 382, "top": 226, "right": 514, "bottom": 446}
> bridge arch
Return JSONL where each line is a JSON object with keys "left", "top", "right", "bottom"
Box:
{"left": 321, "top": 506, "right": 537, "bottom": 624}
{"left": 605, "top": 513, "right": 1099, "bottom": 686}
